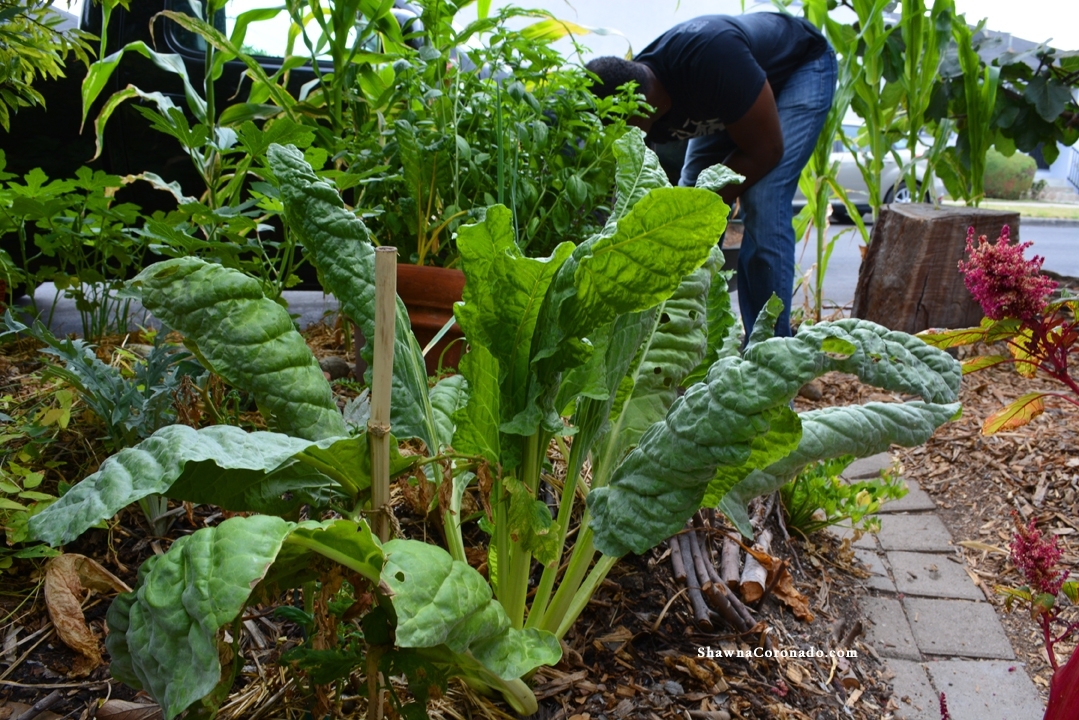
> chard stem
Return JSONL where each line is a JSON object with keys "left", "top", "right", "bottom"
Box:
{"left": 527, "top": 434, "right": 587, "bottom": 628}
{"left": 505, "top": 433, "right": 542, "bottom": 628}
{"left": 540, "top": 521, "right": 596, "bottom": 634}
{"left": 556, "top": 554, "right": 618, "bottom": 639}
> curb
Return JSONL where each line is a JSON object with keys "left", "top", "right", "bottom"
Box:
{"left": 1020, "top": 217, "right": 1079, "bottom": 227}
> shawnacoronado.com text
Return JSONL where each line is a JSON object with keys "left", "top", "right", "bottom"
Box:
{"left": 697, "top": 646, "right": 858, "bottom": 659}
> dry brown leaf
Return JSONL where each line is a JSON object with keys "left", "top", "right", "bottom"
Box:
{"left": 44, "top": 553, "right": 131, "bottom": 677}
{"left": 97, "top": 700, "right": 164, "bottom": 720}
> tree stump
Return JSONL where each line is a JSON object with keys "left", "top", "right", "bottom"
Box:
{"left": 852, "top": 204, "right": 1019, "bottom": 333}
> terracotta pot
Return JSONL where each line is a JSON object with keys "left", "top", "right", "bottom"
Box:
{"left": 396, "top": 264, "right": 466, "bottom": 375}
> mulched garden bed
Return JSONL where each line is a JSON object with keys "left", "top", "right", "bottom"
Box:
{"left": 6, "top": 317, "right": 1070, "bottom": 720}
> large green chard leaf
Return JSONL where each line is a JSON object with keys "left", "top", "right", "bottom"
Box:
{"left": 133, "top": 258, "right": 346, "bottom": 441}
{"left": 518, "top": 178, "right": 729, "bottom": 434}
{"left": 590, "top": 252, "right": 720, "bottom": 486}
{"left": 429, "top": 374, "right": 469, "bottom": 450}
{"left": 587, "top": 319, "right": 962, "bottom": 557}
{"left": 107, "top": 517, "right": 383, "bottom": 720}
{"left": 381, "top": 539, "right": 561, "bottom": 680}
{"left": 452, "top": 344, "right": 501, "bottom": 464}
{"left": 106, "top": 515, "right": 296, "bottom": 720}
{"left": 267, "top": 143, "right": 440, "bottom": 452}
{"left": 609, "top": 127, "right": 671, "bottom": 222}
{"left": 28, "top": 425, "right": 402, "bottom": 547}
{"left": 455, "top": 205, "right": 574, "bottom": 439}
{"left": 716, "top": 401, "right": 961, "bottom": 535}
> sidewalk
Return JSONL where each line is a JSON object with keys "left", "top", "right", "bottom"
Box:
{"left": 832, "top": 453, "right": 1046, "bottom": 720}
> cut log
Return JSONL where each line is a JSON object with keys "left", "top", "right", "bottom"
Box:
{"left": 852, "top": 204, "right": 1020, "bottom": 333}
{"left": 739, "top": 530, "right": 772, "bottom": 602}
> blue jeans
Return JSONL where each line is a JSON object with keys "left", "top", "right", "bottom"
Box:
{"left": 679, "top": 48, "right": 837, "bottom": 338}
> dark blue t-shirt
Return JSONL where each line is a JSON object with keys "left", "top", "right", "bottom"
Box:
{"left": 636, "top": 13, "right": 828, "bottom": 144}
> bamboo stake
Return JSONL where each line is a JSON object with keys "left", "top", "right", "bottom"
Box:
{"left": 369, "top": 247, "right": 397, "bottom": 543}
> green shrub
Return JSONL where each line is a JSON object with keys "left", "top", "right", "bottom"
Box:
{"left": 984, "top": 149, "right": 1036, "bottom": 200}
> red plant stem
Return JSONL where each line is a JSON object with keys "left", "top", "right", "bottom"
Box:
{"left": 1044, "top": 614, "right": 1060, "bottom": 671}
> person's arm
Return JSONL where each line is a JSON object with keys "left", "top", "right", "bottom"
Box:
{"left": 715, "top": 80, "right": 783, "bottom": 205}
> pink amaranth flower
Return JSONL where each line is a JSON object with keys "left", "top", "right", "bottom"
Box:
{"left": 1010, "top": 515, "right": 1069, "bottom": 596}
{"left": 957, "top": 225, "right": 1057, "bottom": 321}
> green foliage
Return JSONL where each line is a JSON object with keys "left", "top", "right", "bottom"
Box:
{"left": 342, "top": 1, "right": 634, "bottom": 265}
{"left": 587, "top": 318, "right": 962, "bottom": 553}
{"left": 2, "top": 312, "right": 199, "bottom": 451}
{"left": 0, "top": 384, "right": 68, "bottom": 570}
{"left": 0, "top": 0, "right": 92, "bottom": 131}
{"left": 0, "top": 162, "right": 150, "bottom": 336}
{"left": 984, "top": 148, "right": 1037, "bottom": 200}
{"left": 133, "top": 258, "right": 347, "bottom": 441}
{"left": 780, "top": 455, "right": 908, "bottom": 536}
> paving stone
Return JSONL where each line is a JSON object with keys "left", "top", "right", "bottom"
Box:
{"left": 878, "top": 479, "right": 937, "bottom": 513}
{"left": 827, "top": 524, "right": 878, "bottom": 549}
{"left": 842, "top": 452, "right": 895, "bottom": 480}
{"left": 863, "top": 596, "right": 920, "bottom": 660}
{"left": 903, "top": 598, "right": 1015, "bottom": 659}
{"left": 877, "top": 514, "right": 954, "bottom": 552}
{"left": 925, "top": 660, "right": 1044, "bottom": 720}
{"left": 886, "top": 551, "right": 983, "bottom": 600}
{"left": 854, "top": 548, "right": 895, "bottom": 592}
{"left": 885, "top": 660, "right": 939, "bottom": 720}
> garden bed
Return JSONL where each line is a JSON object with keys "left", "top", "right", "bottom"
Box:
{"left": 0, "top": 323, "right": 920, "bottom": 720}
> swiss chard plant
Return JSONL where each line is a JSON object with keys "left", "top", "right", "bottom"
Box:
{"left": 27, "top": 131, "right": 962, "bottom": 718}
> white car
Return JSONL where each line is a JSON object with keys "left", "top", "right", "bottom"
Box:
{"left": 794, "top": 124, "right": 945, "bottom": 221}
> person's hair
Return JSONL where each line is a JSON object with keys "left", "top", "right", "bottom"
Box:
{"left": 585, "top": 56, "right": 650, "bottom": 100}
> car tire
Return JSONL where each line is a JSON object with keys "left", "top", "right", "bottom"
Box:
{"left": 884, "top": 181, "right": 931, "bottom": 204}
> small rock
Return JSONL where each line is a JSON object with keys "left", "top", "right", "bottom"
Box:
{"left": 319, "top": 356, "right": 352, "bottom": 380}
{"left": 798, "top": 380, "right": 823, "bottom": 401}
{"left": 662, "top": 680, "right": 684, "bottom": 696}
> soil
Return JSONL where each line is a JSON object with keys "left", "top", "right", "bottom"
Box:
{"left": 1, "top": 320, "right": 1074, "bottom": 719}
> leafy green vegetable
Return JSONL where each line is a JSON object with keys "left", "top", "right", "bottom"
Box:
{"left": 133, "top": 258, "right": 346, "bottom": 441}
{"left": 587, "top": 319, "right": 962, "bottom": 555}
{"left": 269, "top": 143, "right": 441, "bottom": 451}
{"left": 106, "top": 515, "right": 295, "bottom": 720}
{"left": 27, "top": 425, "right": 415, "bottom": 546}
{"left": 381, "top": 538, "right": 561, "bottom": 681}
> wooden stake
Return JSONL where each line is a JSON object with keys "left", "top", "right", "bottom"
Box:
{"left": 369, "top": 247, "right": 397, "bottom": 543}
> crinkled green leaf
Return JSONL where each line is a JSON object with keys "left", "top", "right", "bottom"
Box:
{"left": 429, "top": 374, "right": 469, "bottom": 450}
{"left": 591, "top": 259, "right": 717, "bottom": 486}
{"left": 452, "top": 345, "right": 501, "bottom": 464}
{"left": 560, "top": 187, "right": 728, "bottom": 338}
{"left": 684, "top": 260, "right": 738, "bottom": 386}
{"left": 587, "top": 319, "right": 961, "bottom": 556}
{"left": 694, "top": 163, "right": 745, "bottom": 193}
{"left": 560, "top": 311, "right": 657, "bottom": 484}
{"left": 718, "top": 401, "right": 962, "bottom": 536}
{"left": 29, "top": 425, "right": 356, "bottom": 546}
{"left": 745, "top": 293, "right": 785, "bottom": 348}
{"left": 703, "top": 406, "right": 801, "bottom": 511}
{"left": 505, "top": 477, "right": 560, "bottom": 567}
{"left": 381, "top": 539, "right": 561, "bottom": 680}
{"left": 268, "top": 143, "right": 439, "bottom": 452}
{"left": 609, "top": 128, "right": 671, "bottom": 222}
{"left": 133, "top": 258, "right": 345, "bottom": 441}
{"left": 107, "top": 517, "right": 383, "bottom": 720}
{"left": 520, "top": 181, "right": 729, "bottom": 436}
{"left": 455, "top": 205, "right": 574, "bottom": 442}
{"left": 105, "top": 516, "right": 294, "bottom": 720}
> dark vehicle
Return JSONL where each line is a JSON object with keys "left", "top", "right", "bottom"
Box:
{"left": 1, "top": 1, "right": 321, "bottom": 202}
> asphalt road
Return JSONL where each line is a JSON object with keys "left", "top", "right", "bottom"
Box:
{"left": 13, "top": 221, "right": 1077, "bottom": 338}
{"left": 799, "top": 220, "right": 1079, "bottom": 313}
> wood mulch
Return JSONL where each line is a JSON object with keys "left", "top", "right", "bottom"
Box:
{"left": 3, "top": 318, "right": 1074, "bottom": 719}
